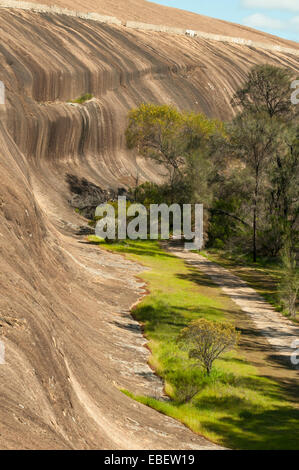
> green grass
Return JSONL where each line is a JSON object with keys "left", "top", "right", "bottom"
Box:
{"left": 68, "top": 93, "right": 93, "bottom": 104}
{"left": 89, "top": 237, "right": 299, "bottom": 449}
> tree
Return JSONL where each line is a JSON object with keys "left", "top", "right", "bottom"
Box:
{"left": 227, "top": 112, "right": 279, "bottom": 262}
{"left": 232, "top": 64, "right": 297, "bottom": 120}
{"left": 279, "top": 237, "right": 298, "bottom": 318}
{"left": 216, "top": 65, "right": 299, "bottom": 259}
{"left": 126, "top": 104, "right": 185, "bottom": 192}
{"left": 126, "top": 103, "right": 222, "bottom": 203}
{"left": 178, "top": 319, "right": 240, "bottom": 376}
{"left": 264, "top": 124, "right": 299, "bottom": 255}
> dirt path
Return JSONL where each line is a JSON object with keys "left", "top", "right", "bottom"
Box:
{"left": 167, "top": 247, "right": 299, "bottom": 371}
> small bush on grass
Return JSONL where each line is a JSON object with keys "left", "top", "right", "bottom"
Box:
{"left": 178, "top": 318, "right": 240, "bottom": 376}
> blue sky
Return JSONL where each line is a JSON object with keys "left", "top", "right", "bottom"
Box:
{"left": 152, "top": 0, "right": 299, "bottom": 42}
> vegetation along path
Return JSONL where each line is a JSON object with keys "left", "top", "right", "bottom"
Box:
{"left": 91, "top": 239, "right": 299, "bottom": 449}
{"left": 167, "top": 246, "right": 299, "bottom": 370}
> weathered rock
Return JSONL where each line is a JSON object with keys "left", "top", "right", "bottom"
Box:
{"left": 0, "top": 2, "right": 298, "bottom": 450}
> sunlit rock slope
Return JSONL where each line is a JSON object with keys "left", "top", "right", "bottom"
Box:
{"left": 0, "top": 2, "right": 298, "bottom": 449}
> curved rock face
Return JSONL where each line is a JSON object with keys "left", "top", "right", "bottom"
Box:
{"left": 0, "top": 5, "right": 298, "bottom": 449}
{"left": 6, "top": 0, "right": 299, "bottom": 48}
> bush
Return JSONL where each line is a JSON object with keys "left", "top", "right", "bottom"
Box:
{"left": 68, "top": 93, "right": 93, "bottom": 104}
{"left": 178, "top": 319, "right": 240, "bottom": 375}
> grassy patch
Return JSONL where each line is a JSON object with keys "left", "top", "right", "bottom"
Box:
{"left": 68, "top": 93, "right": 93, "bottom": 104}
{"left": 90, "top": 237, "right": 299, "bottom": 449}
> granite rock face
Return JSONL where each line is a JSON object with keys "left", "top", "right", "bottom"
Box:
{"left": 0, "top": 4, "right": 298, "bottom": 449}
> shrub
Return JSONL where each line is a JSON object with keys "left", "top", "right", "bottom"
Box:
{"left": 178, "top": 319, "right": 240, "bottom": 375}
{"left": 68, "top": 93, "right": 93, "bottom": 104}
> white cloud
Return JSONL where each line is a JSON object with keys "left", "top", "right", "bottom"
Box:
{"left": 243, "top": 13, "right": 299, "bottom": 37}
{"left": 243, "top": 13, "right": 287, "bottom": 30}
{"left": 290, "top": 15, "right": 299, "bottom": 26}
{"left": 242, "top": 0, "right": 299, "bottom": 11}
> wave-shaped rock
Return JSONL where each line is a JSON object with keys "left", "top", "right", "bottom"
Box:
{"left": 0, "top": 4, "right": 298, "bottom": 449}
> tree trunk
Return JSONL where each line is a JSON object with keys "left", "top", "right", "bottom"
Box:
{"left": 253, "top": 205, "right": 257, "bottom": 263}
{"left": 253, "top": 169, "right": 259, "bottom": 263}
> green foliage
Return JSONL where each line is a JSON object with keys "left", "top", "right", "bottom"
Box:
{"left": 232, "top": 64, "right": 297, "bottom": 119}
{"left": 68, "top": 93, "right": 93, "bottom": 104}
{"left": 95, "top": 239, "right": 299, "bottom": 449}
{"left": 209, "top": 65, "right": 298, "bottom": 259}
{"left": 279, "top": 238, "right": 299, "bottom": 318}
{"left": 178, "top": 318, "right": 240, "bottom": 375}
{"left": 129, "top": 180, "right": 195, "bottom": 206}
{"left": 126, "top": 103, "right": 222, "bottom": 203}
{"left": 208, "top": 170, "right": 251, "bottom": 249}
{"left": 264, "top": 124, "right": 299, "bottom": 255}
{"left": 130, "top": 181, "right": 176, "bottom": 206}
{"left": 126, "top": 104, "right": 222, "bottom": 159}
{"left": 125, "top": 65, "right": 298, "bottom": 260}
{"left": 126, "top": 104, "right": 184, "bottom": 182}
